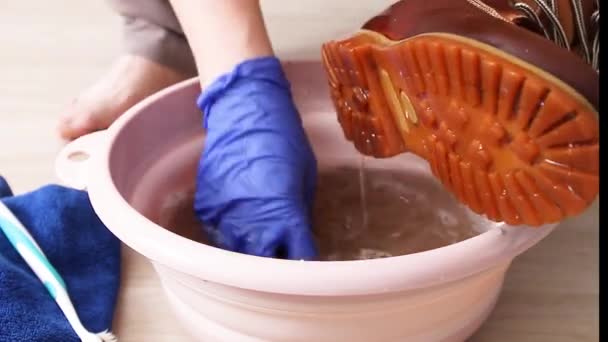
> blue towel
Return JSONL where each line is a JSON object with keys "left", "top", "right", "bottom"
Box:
{"left": 0, "top": 176, "right": 121, "bottom": 341}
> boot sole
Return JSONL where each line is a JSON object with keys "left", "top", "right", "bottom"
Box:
{"left": 321, "top": 30, "right": 599, "bottom": 226}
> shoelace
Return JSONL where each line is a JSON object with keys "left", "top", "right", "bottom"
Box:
{"left": 513, "top": 0, "right": 600, "bottom": 71}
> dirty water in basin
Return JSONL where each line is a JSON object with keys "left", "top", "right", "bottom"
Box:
{"left": 158, "top": 166, "right": 495, "bottom": 261}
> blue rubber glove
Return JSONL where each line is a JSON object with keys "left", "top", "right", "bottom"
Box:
{"left": 195, "top": 57, "right": 318, "bottom": 260}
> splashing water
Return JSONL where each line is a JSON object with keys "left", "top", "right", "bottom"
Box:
{"left": 359, "top": 156, "right": 369, "bottom": 235}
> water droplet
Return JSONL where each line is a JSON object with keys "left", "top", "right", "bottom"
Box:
{"left": 359, "top": 157, "right": 369, "bottom": 232}
{"left": 545, "top": 159, "right": 569, "bottom": 168}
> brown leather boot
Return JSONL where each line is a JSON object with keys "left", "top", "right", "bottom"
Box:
{"left": 321, "top": 0, "right": 599, "bottom": 226}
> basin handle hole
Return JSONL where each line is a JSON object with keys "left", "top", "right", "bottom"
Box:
{"left": 68, "top": 151, "right": 90, "bottom": 162}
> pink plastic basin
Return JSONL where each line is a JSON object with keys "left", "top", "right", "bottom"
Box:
{"left": 55, "top": 61, "right": 556, "bottom": 341}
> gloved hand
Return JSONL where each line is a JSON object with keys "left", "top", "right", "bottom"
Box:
{"left": 195, "top": 57, "right": 318, "bottom": 260}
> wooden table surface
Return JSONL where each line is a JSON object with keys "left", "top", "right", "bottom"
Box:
{"left": 0, "top": 1, "right": 598, "bottom": 341}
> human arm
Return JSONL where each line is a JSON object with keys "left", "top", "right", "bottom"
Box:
{"left": 169, "top": 0, "right": 274, "bottom": 88}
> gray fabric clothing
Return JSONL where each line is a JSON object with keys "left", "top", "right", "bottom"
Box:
{"left": 107, "top": 0, "right": 197, "bottom": 76}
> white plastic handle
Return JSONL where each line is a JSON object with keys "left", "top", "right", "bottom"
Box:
{"left": 55, "top": 131, "right": 107, "bottom": 190}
